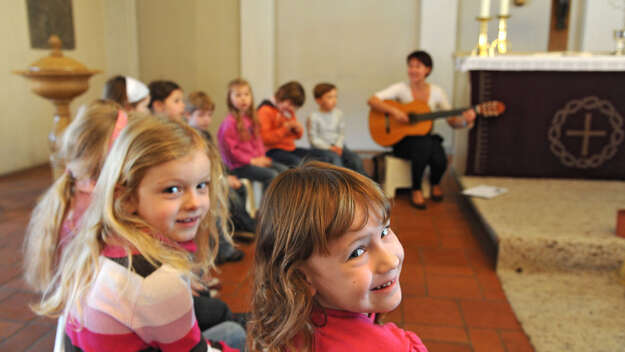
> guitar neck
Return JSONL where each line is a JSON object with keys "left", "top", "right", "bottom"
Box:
{"left": 409, "top": 106, "right": 474, "bottom": 123}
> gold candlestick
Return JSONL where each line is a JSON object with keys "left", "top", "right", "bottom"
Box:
{"left": 472, "top": 17, "right": 492, "bottom": 57}
{"left": 491, "top": 14, "right": 510, "bottom": 55}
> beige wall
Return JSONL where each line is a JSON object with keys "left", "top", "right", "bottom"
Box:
{"left": 275, "top": 0, "right": 419, "bottom": 151}
{"left": 136, "top": 0, "right": 240, "bottom": 137}
{"left": 1, "top": 0, "right": 138, "bottom": 175}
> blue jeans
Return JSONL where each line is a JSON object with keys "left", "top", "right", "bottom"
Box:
{"left": 266, "top": 147, "right": 337, "bottom": 167}
{"left": 232, "top": 162, "right": 288, "bottom": 190}
{"left": 202, "top": 321, "right": 246, "bottom": 351}
{"left": 311, "top": 146, "right": 366, "bottom": 175}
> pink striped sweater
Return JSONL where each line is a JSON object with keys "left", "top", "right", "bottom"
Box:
{"left": 63, "top": 242, "right": 237, "bottom": 352}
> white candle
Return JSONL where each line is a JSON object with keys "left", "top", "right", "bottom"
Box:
{"left": 500, "top": 0, "right": 509, "bottom": 15}
{"left": 480, "top": 0, "right": 491, "bottom": 18}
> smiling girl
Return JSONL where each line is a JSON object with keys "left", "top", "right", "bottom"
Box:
{"left": 248, "top": 162, "right": 428, "bottom": 351}
{"left": 33, "top": 116, "right": 241, "bottom": 351}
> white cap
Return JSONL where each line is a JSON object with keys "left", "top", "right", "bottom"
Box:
{"left": 125, "top": 76, "right": 149, "bottom": 103}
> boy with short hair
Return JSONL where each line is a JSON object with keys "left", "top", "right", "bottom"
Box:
{"left": 257, "top": 81, "right": 336, "bottom": 167}
{"left": 185, "top": 91, "right": 215, "bottom": 142}
{"left": 308, "top": 83, "right": 367, "bottom": 175}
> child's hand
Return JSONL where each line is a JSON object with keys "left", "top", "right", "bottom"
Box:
{"left": 291, "top": 120, "right": 303, "bottom": 135}
{"left": 251, "top": 156, "right": 271, "bottom": 167}
{"left": 330, "top": 145, "right": 343, "bottom": 156}
{"left": 227, "top": 175, "right": 242, "bottom": 189}
{"left": 191, "top": 279, "right": 207, "bottom": 297}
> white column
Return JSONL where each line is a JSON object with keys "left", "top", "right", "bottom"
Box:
{"left": 419, "top": 0, "right": 459, "bottom": 153}
{"left": 240, "top": 0, "right": 275, "bottom": 101}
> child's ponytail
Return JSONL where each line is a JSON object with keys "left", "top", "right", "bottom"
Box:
{"left": 23, "top": 171, "right": 73, "bottom": 292}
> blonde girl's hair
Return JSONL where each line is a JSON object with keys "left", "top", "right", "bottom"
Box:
{"left": 248, "top": 161, "right": 391, "bottom": 352}
{"left": 23, "top": 99, "right": 122, "bottom": 292}
{"left": 226, "top": 78, "right": 260, "bottom": 141}
{"left": 33, "top": 115, "right": 230, "bottom": 320}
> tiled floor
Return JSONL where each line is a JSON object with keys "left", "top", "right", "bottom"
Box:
{"left": 0, "top": 165, "right": 534, "bottom": 351}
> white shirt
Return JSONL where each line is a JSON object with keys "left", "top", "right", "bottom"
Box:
{"left": 374, "top": 82, "right": 451, "bottom": 112}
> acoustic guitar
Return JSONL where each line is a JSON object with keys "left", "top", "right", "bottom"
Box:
{"left": 369, "top": 100, "right": 506, "bottom": 147}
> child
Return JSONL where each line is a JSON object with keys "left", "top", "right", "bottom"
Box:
{"left": 148, "top": 80, "right": 186, "bottom": 120}
{"left": 248, "top": 162, "right": 428, "bottom": 352}
{"left": 103, "top": 75, "right": 151, "bottom": 113}
{"left": 33, "top": 116, "right": 244, "bottom": 351}
{"left": 23, "top": 100, "right": 124, "bottom": 292}
{"left": 187, "top": 91, "right": 256, "bottom": 236}
{"left": 308, "top": 83, "right": 367, "bottom": 175}
{"left": 257, "top": 81, "right": 336, "bottom": 167}
{"left": 186, "top": 91, "right": 215, "bottom": 140}
{"left": 218, "top": 78, "right": 288, "bottom": 191}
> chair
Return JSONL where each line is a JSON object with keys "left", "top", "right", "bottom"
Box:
{"left": 240, "top": 178, "right": 263, "bottom": 218}
{"left": 383, "top": 155, "right": 430, "bottom": 199}
{"left": 53, "top": 315, "right": 66, "bottom": 352}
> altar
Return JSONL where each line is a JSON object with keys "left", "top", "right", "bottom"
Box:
{"left": 456, "top": 54, "right": 625, "bottom": 179}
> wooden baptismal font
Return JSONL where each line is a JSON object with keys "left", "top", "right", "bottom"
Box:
{"left": 14, "top": 35, "right": 100, "bottom": 178}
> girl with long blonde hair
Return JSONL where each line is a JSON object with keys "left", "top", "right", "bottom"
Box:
{"left": 34, "top": 116, "right": 241, "bottom": 351}
{"left": 23, "top": 99, "right": 124, "bottom": 292}
{"left": 217, "top": 78, "right": 287, "bottom": 191}
{"left": 248, "top": 162, "right": 428, "bottom": 351}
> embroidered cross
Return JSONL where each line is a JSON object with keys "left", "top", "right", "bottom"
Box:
{"left": 565, "top": 113, "right": 606, "bottom": 156}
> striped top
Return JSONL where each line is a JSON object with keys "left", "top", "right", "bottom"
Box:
{"left": 63, "top": 243, "right": 235, "bottom": 352}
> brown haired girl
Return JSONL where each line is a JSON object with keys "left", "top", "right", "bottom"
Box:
{"left": 248, "top": 162, "right": 428, "bottom": 351}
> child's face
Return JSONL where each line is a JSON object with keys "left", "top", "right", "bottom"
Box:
{"left": 130, "top": 149, "right": 211, "bottom": 243}
{"left": 158, "top": 89, "right": 186, "bottom": 120}
{"left": 229, "top": 85, "right": 252, "bottom": 113}
{"left": 300, "top": 207, "right": 404, "bottom": 314}
{"left": 316, "top": 89, "right": 337, "bottom": 113}
{"left": 407, "top": 58, "right": 431, "bottom": 84}
{"left": 188, "top": 109, "right": 213, "bottom": 131}
{"left": 276, "top": 99, "right": 297, "bottom": 117}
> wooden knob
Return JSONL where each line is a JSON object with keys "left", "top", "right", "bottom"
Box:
{"left": 48, "top": 35, "right": 63, "bottom": 57}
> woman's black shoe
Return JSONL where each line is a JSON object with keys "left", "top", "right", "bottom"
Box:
{"left": 410, "top": 200, "right": 427, "bottom": 210}
{"left": 431, "top": 194, "right": 444, "bottom": 202}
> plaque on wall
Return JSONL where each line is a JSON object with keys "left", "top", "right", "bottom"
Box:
{"left": 26, "top": 0, "right": 75, "bottom": 49}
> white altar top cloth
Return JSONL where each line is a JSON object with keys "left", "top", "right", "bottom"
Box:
{"left": 455, "top": 53, "right": 625, "bottom": 72}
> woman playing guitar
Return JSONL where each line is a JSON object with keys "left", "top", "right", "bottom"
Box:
{"left": 367, "top": 50, "right": 476, "bottom": 209}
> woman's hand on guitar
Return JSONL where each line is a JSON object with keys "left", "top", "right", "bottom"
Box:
{"left": 462, "top": 109, "right": 477, "bottom": 124}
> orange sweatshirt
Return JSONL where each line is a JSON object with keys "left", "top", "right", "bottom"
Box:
{"left": 258, "top": 103, "right": 303, "bottom": 151}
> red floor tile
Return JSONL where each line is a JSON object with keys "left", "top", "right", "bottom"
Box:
{"left": 0, "top": 321, "right": 55, "bottom": 352}
{"left": 439, "top": 231, "right": 483, "bottom": 251}
{"left": 0, "top": 320, "right": 22, "bottom": 340}
{"left": 382, "top": 306, "right": 403, "bottom": 326}
{"left": 468, "top": 328, "right": 505, "bottom": 352}
{"left": 400, "top": 262, "right": 426, "bottom": 296}
{"left": 501, "top": 330, "right": 535, "bottom": 352}
{"left": 422, "top": 341, "right": 473, "bottom": 352}
{"left": 475, "top": 272, "right": 507, "bottom": 300}
{"left": 460, "top": 300, "right": 522, "bottom": 330}
{"left": 0, "top": 291, "right": 39, "bottom": 322}
{"left": 405, "top": 324, "right": 468, "bottom": 344}
{"left": 403, "top": 296, "right": 463, "bottom": 326}
{"left": 0, "top": 263, "right": 21, "bottom": 286}
{"left": 420, "top": 248, "right": 475, "bottom": 276}
{"left": 24, "top": 329, "right": 55, "bottom": 352}
{"left": 426, "top": 274, "right": 482, "bottom": 299}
